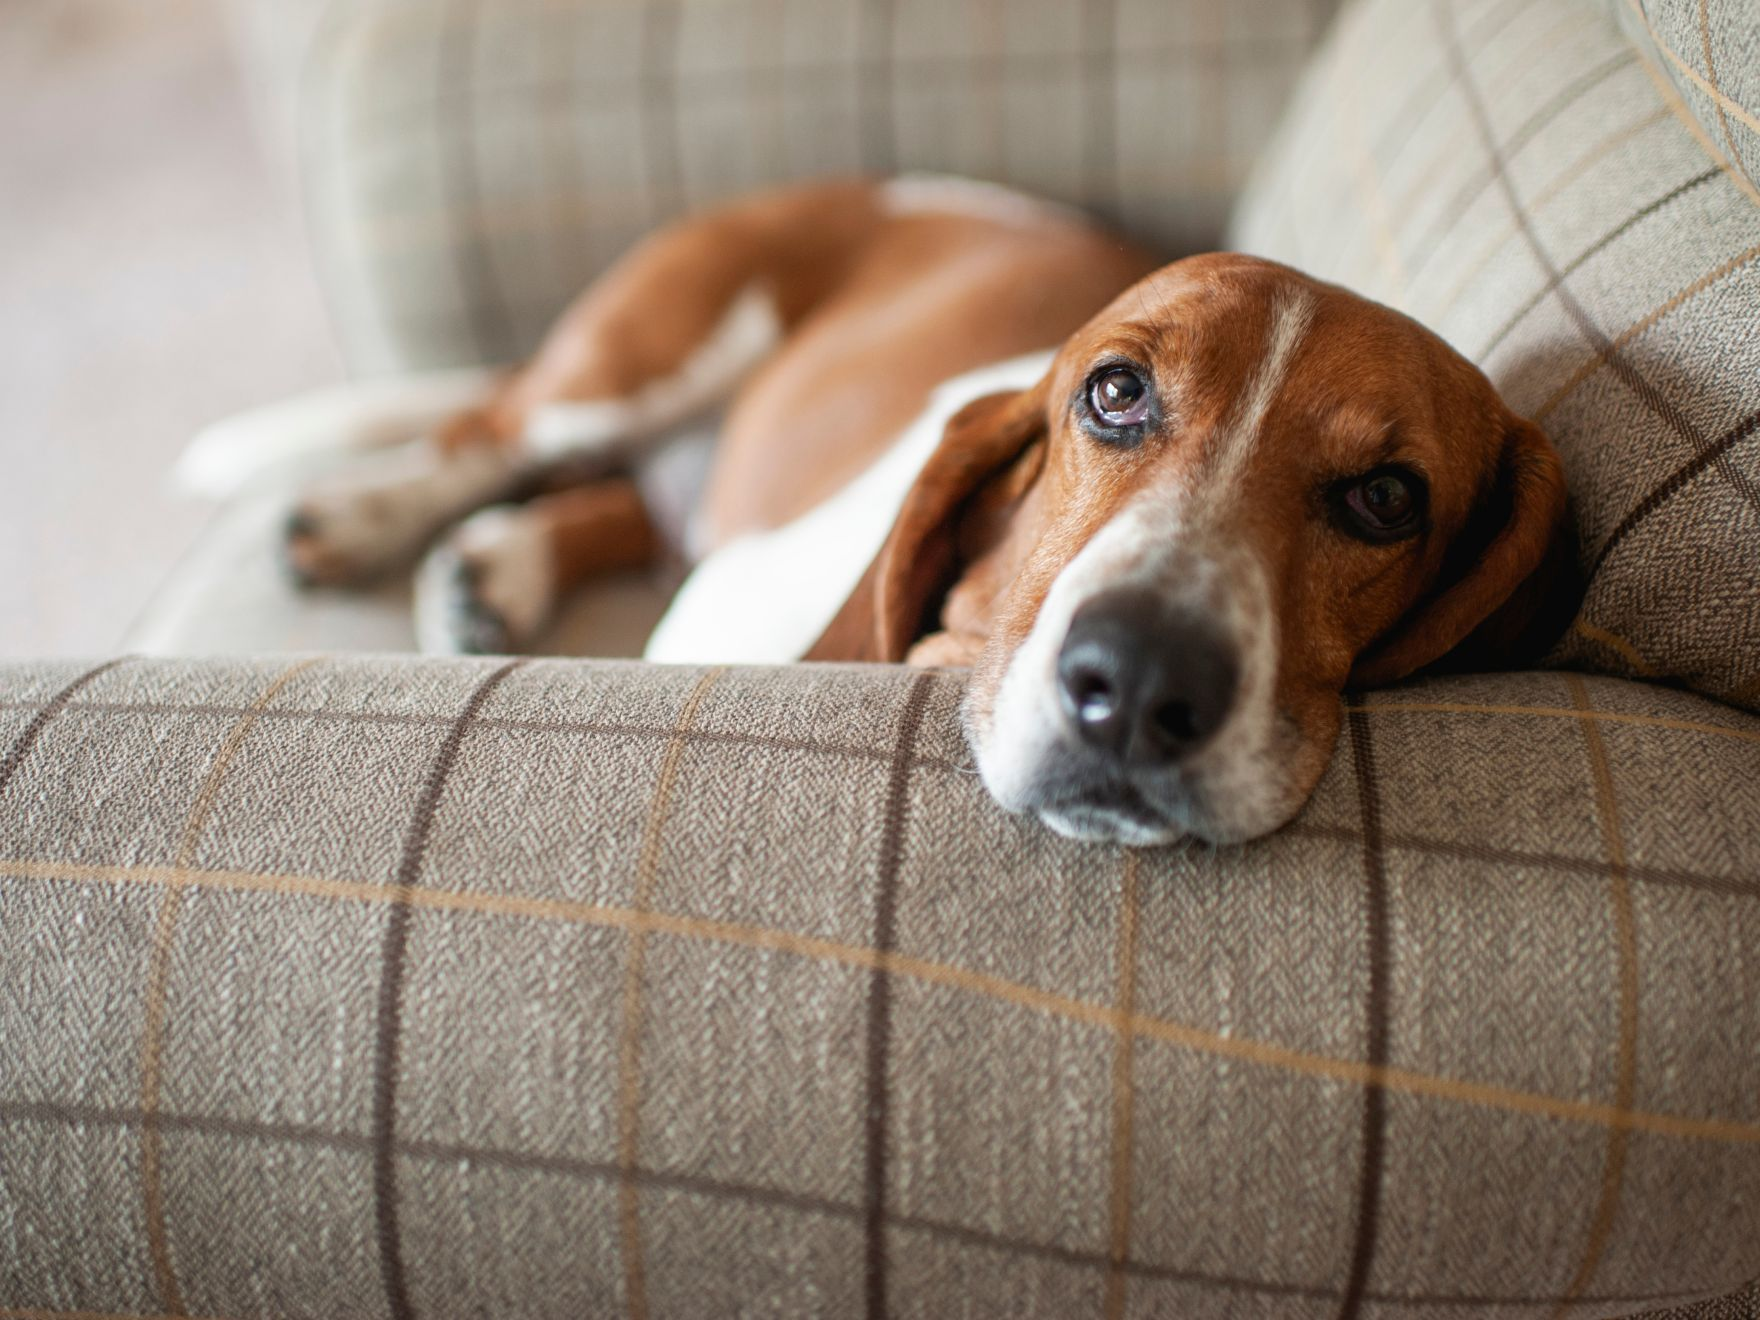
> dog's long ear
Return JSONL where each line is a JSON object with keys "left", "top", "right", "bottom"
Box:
{"left": 807, "top": 381, "right": 1049, "bottom": 662}
{"left": 1351, "top": 416, "right": 1574, "bottom": 686}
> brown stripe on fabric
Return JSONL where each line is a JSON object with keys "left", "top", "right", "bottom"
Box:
{"left": 637, "top": 0, "right": 685, "bottom": 227}
{"left": 0, "top": 1098, "right": 1720, "bottom": 1313}
{"left": 138, "top": 658, "right": 319, "bottom": 1316}
{"left": 1080, "top": 0, "right": 1120, "bottom": 216}
{"left": 294, "top": 0, "right": 370, "bottom": 369}
{"left": 11, "top": 697, "right": 972, "bottom": 773}
{"left": 1349, "top": 699, "right": 1760, "bottom": 747}
{"left": 1695, "top": 0, "right": 1754, "bottom": 194}
{"left": 615, "top": 667, "right": 721, "bottom": 1320}
{"left": 1631, "top": 33, "right": 1760, "bottom": 211}
{"left": 1102, "top": 852, "right": 1143, "bottom": 1320}
{"left": 1332, "top": 5, "right": 1408, "bottom": 297}
{"left": 0, "top": 1309, "right": 229, "bottom": 1320}
{"left": 1293, "top": 824, "right": 1759, "bottom": 900}
{"left": 863, "top": 671, "right": 935, "bottom": 1320}
{"left": 372, "top": 660, "right": 522, "bottom": 1320}
{"left": 437, "top": 0, "right": 514, "bottom": 363}
{"left": 1367, "top": 0, "right": 1529, "bottom": 165}
{"left": 1477, "top": 164, "right": 1721, "bottom": 360}
{"left": 12, "top": 857, "right": 1760, "bottom": 1149}
{"left": 1337, "top": 709, "right": 1391, "bottom": 1320}
{"left": 1405, "top": 44, "right": 1640, "bottom": 281}
{"left": 1549, "top": 676, "right": 1642, "bottom": 1318}
{"left": 1534, "top": 239, "right": 1760, "bottom": 423}
{"left": 1433, "top": 105, "right": 1673, "bottom": 326}
{"left": 1629, "top": 0, "right": 1760, "bottom": 142}
{"left": 1590, "top": 406, "right": 1760, "bottom": 577}
{"left": 858, "top": 0, "right": 896, "bottom": 173}
{"left": 1439, "top": 0, "right": 1760, "bottom": 522}
{"left": 1285, "top": 823, "right": 1760, "bottom": 901}
{"left": 0, "top": 659, "right": 129, "bottom": 801}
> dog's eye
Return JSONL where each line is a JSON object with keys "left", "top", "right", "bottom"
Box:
{"left": 1087, "top": 366, "right": 1151, "bottom": 428}
{"left": 1338, "top": 468, "right": 1425, "bottom": 542}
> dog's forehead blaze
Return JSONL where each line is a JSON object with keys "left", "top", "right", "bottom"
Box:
{"left": 969, "top": 256, "right": 1518, "bottom": 694}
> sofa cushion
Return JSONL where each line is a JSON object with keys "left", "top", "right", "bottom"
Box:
{"left": 299, "top": 0, "right": 1339, "bottom": 373}
{"left": 123, "top": 491, "right": 679, "bottom": 657}
{"left": 1616, "top": 0, "right": 1760, "bottom": 199}
{"left": 3, "top": 654, "right": 1758, "bottom": 1317}
{"left": 1230, "top": 0, "right": 1760, "bottom": 713}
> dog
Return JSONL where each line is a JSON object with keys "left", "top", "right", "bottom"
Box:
{"left": 264, "top": 176, "right": 1572, "bottom": 846}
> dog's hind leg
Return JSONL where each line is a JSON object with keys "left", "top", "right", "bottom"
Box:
{"left": 414, "top": 478, "right": 660, "bottom": 655}
{"left": 284, "top": 182, "right": 878, "bottom": 587}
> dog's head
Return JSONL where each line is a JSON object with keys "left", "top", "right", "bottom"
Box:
{"left": 813, "top": 254, "right": 1573, "bottom": 845}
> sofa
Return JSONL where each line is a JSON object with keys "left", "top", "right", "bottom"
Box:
{"left": 4, "top": 0, "right": 1758, "bottom": 1316}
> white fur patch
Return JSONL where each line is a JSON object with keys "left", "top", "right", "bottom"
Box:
{"left": 1210, "top": 290, "right": 1315, "bottom": 485}
{"left": 975, "top": 481, "right": 1285, "bottom": 846}
{"left": 523, "top": 284, "right": 783, "bottom": 457}
{"left": 881, "top": 174, "right": 1090, "bottom": 231}
{"left": 174, "top": 368, "right": 499, "bottom": 499}
{"left": 414, "top": 505, "right": 557, "bottom": 655}
{"left": 287, "top": 440, "right": 517, "bottom": 581}
{"left": 642, "top": 350, "right": 1057, "bottom": 665}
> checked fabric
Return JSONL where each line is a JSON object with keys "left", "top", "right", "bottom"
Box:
{"left": 3, "top": 654, "right": 1759, "bottom": 1318}
{"left": 1232, "top": 0, "right": 1760, "bottom": 715}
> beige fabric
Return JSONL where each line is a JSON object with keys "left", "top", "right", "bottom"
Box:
{"left": 297, "top": 0, "right": 1339, "bottom": 373}
{"left": 3, "top": 654, "right": 1758, "bottom": 1318}
{"left": 123, "top": 492, "right": 680, "bottom": 658}
{"left": 1231, "top": 0, "right": 1760, "bottom": 713}
{"left": 1613, "top": 0, "right": 1760, "bottom": 207}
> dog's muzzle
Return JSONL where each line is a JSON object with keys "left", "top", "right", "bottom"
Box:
{"left": 1054, "top": 588, "right": 1239, "bottom": 767}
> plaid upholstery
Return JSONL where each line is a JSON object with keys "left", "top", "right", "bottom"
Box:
{"left": 295, "top": 0, "right": 1339, "bottom": 373}
{"left": 1230, "top": 0, "right": 1760, "bottom": 714}
{"left": 4, "top": 654, "right": 1759, "bottom": 1318}
{"left": 1614, "top": 0, "right": 1760, "bottom": 206}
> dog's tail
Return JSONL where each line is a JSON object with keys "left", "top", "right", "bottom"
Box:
{"left": 173, "top": 367, "right": 502, "bottom": 499}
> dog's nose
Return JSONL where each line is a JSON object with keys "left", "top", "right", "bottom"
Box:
{"left": 1056, "top": 589, "right": 1239, "bottom": 764}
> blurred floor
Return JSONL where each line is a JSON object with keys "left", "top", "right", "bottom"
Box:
{"left": 0, "top": 0, "right": 340, "bottom": 656}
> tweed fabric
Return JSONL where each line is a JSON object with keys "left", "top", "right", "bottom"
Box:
{"left": 1613, "top": 0, "right": 1760, "bottom": 205}
{"left": 3, "top": 654, "right": 1758, "bottom": 1319}
{"left": 297, "top": 0, "right": 1338, "bottom": 373}
{"left": 1231, "top": 0, "right": 1760, "bottom": 714}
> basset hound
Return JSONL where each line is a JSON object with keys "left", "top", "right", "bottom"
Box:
{"left": 270, "top": 176, "right": 1574, "bottom": 845}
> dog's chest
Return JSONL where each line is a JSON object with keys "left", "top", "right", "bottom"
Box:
{"left": 643, "top": 351, "right": 1053, "bottom": 664}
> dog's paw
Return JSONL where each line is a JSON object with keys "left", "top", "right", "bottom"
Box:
{"left": 414, "top": 506, "right": 555, "bottom": 655}
{"left": 283, "top": 444, "right": 514, "bottom": 587}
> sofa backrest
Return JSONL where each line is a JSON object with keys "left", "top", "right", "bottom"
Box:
{"left": 291, "top": 0, "right": 1338, "bottom": 373}
{"left": 1230, "top": 0, "right": 1760, "bottom": 713}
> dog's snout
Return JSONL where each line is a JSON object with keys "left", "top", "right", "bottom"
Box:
{"left": 1056, "top": 589, "right": 1239, "bottom": 765}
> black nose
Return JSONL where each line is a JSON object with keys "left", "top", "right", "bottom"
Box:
{"left": 1056, "top": 589, "right": 1240, "bottom": 765}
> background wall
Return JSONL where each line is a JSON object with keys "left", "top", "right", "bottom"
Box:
{"left": 0, "top": 0, "right": 340, "bottom": 655}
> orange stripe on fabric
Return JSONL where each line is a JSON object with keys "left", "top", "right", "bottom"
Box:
{"left": 1430, "top": 106, "right": 1671, "bottom": 324}
{"left": 138, "top": 659, "right": 319, "bottom": 1316}
{"left": 616, "top": 668, "right": 721, "bottom": 1320}
{"left": 1626, "top": 0, "right": 1760, "bottom": 139}
{"left": 1550, "top": 677, "right": 1642, "bottom": 1316}
{"left": 1571, "top": 620, "right": 1660, "bottom": 677}
{"left": 1632, "top": 41, "right": 1760, "bottom": 212}
{"left": 1534, "top": 239, "right": 1760, "bottom": 420}
{"left": 1695, "top": 0, "right": 1758, "bottom": 197}
{"left": 12, "top": 856, "right": 1760, "bottom": 1149}
{"left": 1102, "top": 853, "right": 1143, "bottom": 1320}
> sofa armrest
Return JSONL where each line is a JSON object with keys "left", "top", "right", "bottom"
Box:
{"left": 3, "top": 655, "right": 1757, "bottom": 1317}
